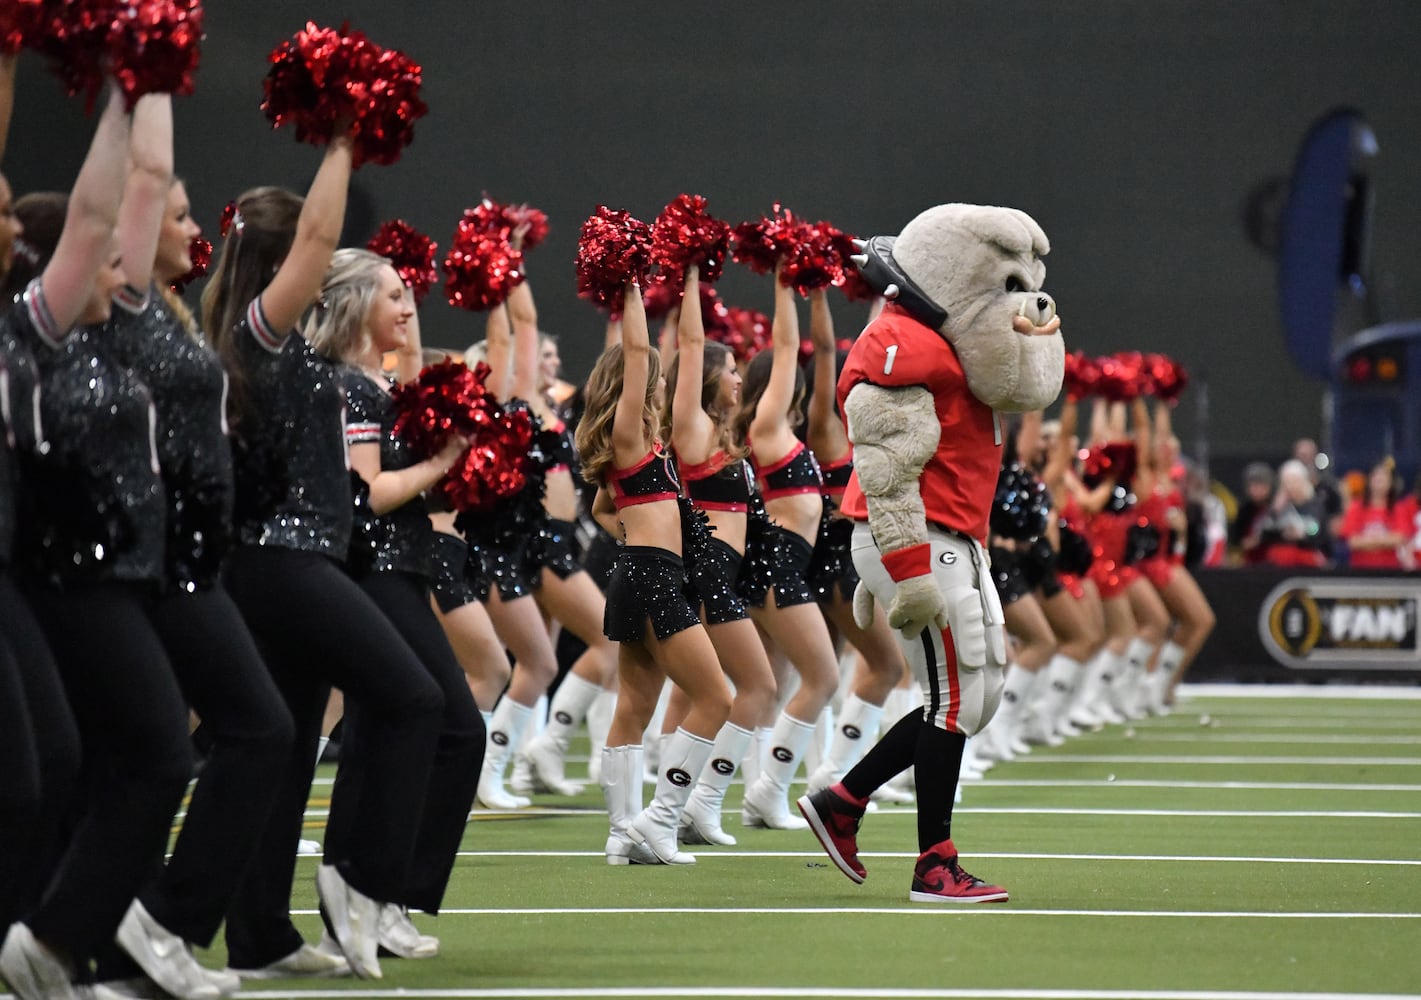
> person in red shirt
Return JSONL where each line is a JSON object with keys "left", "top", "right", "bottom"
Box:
{"left": 796, "top": 204, "right": 1064, "bottom": 905}
{"left": 1339, "top": 459, "right": 1410, "bottom": 570}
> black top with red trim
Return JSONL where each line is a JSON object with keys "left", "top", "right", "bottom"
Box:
{"left": 608, "top": 447, "right": 680, "bottom": 511}
{"left": 819, "top": 452, "right": 853, "bottom": 502}
{"left": 753, "top": 440, "right": 823, "bottom": 501}
{"left": 545, "top": 417, "right": 578, "bottom": 476}
{"left": 681, "top": 451, "right": 752, "bottom": 513}
{"left": 229, "top": 298, "right": 352, "bottom": 561}
{"left": 103, "top": 283, "right": 233, "bottom": 592}
{"left": 15, "top": 280, "right": 166, "bottom": 583}
{"left": 342, "top": 368, "right": 433, "bottom": 578}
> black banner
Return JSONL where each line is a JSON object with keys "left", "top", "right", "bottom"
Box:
{"left": 1193, "top": 568, "right": 1421, "bottom": 683}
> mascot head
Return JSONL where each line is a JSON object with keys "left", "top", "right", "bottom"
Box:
{"left": 856, "top": 204, "right": 1064, "bottom": 412}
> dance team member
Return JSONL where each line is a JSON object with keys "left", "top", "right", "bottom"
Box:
{"left": 577, "top": 277, "right": 731, "bottom": 866}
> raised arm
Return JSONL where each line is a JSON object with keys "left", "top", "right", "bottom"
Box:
{"left": 115, "top": 94, "right": 173, "bottom": 293}
{"left": 612, "top": 282, "right": 652, "bottom": 464}
{"left": 258, "top": 134, "right": 352, "bottom": 335}
{"left": 484, "top": 299, "right": 513, "bottom": 401}
{"left": 1131, "top": 396, "right": 1156, "bottom": 495}
{"left": 506, "top": 278, "right": 540, "bottom": 404}
{"left": 747, "top": 273, "right": 800, "bottom": 444}
{"left": 604, "top": 314, "right": 621, "bottom": 351}
{"left": 670, "top": 265, "right": 713, "bottom": 461}
{"left": 40, "top": 86, "right": 131, "bottom": 336}
{"left": 806, "top": 287, "right": 847, "bottom": 460}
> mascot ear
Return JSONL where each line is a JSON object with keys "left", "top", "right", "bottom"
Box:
{"left": 854, "top": 236, "right": 948, "bottom": 330}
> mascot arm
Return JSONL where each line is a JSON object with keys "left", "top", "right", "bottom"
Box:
{"left": 844, "top": 382, "right": 946, "bottom": 637}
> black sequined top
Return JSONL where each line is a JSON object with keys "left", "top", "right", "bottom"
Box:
{"left": 754, "top": 441, "right": 823, "bottom": 500}
{"left": 545, "top": 417, "right": 578, "bottom": 475}
{"left": 229, "top": 299, "right": 351, "bottom": 561}
{"left": 0, "top": 292, "right": 44, "bottom": 567}
{"left": 819, "top": 453, "right": 853, "bottom": 502}
{"left": 342, "top": 366, "right": 433, "bottom": 579}
{"left": 681, "top": 451, "right": 752, "bottom": 513}
{"left": 607, "top": 447, "right": 680, "bottom": 510}
{"left": 17, "top": 280, "right": 166, "bottom": 582}
{"left": 103, "top": 285, "right": 233, "bottom": 592}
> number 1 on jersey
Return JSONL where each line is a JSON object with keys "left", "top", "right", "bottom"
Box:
{"left": 884, "top": 344, "right": 899, "bottom": 375}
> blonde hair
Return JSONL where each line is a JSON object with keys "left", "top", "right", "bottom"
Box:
{"left": 303, "top": 248, "right": 391, "bottom": 363}
{"left": 158, "top": 285, "right": 199, "bottom": 337}
{"left": 576, "top": 343, "right": 662, "bottom": 486}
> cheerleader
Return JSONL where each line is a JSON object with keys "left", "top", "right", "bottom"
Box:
{"left": 498, "top": 275, "right": 619, "bottom": 800}
{"left": 1129, "top": 397, "right": 1215, "bottom": 712}
{"left": 733, "top": 273, "right": 842, "bottom": 830}
{"left": 801, "top": 289, "right": 908, "bottom": 793}
{"left": 663, "top": 265, "right": 777, "bottom": 847}
{"left": 1014, "top": 407, "right": 1105, "bottom": 744}
{"left": 577, "top": 280, "right": 732, "bottom": 866}
{"left": 75, "top": 97, "right": 295, "bottom": 1000}
{"left": 202, "top": 136, "right": 442, "bottom": 981}
{"left": 0, "top": 88, "right": 199, "bottom": 1000}
{"left": 306, "top": 248, "right": 484, "bottom": 960}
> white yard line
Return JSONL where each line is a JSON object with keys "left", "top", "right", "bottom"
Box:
{"left": 287, "top": 905, "right": 1420, "bottom": 918}
{"left": 236, "top": 989, "right": 1421, "bottom": 1000}
{"left": 1011, "top": 755, "right": 1421, "bottom": 765}
{"left": 975, "top": 779, "right": 1421, "bottom": 790}
{"left": 445, "top": 850, "right": 1421, "bottom": 866}
{"left": 1122, "top": 734, "right": 1421, "bottom": 745}
{"left": 1181, "top": 683, "right": 1421, "bottom": 701}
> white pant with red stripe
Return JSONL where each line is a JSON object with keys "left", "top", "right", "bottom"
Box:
{"left": 851, "top": 523, "right": 1006, "bottom": 737}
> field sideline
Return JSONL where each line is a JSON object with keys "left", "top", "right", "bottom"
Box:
{"left": 186, "top": 684, "right": 1421, "bottom": 1000}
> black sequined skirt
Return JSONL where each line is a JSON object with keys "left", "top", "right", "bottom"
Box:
{"left": 533, "top": 516, "right": 583, "bottom": 581}
{"left": 481, "top": 534, "right": 538, "bottom": 602}
{"left": 741, "top": 525, "right": 816, "bottom": 609}
{"left": 808, "top": 515, "right": 858, "bottom": 604}
{"left": 603, "top": 545, "right": 702, "bottom": 643}
{"left": 431, "top": 532, "right": 489, "bottom": 613}
{"left": 989, "top": 545, "right": 1033, "bottom": 607}
{"left": 689, "top": 536, "right": 748, "bottom": 625}
{"left": 1018, "top": 535, "right": 1063, "bottom": 600}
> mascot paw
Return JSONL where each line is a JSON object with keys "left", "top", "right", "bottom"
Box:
{"left": 851, "top": 580, "right": 877, "bottom": 630}
{"left": 886, "top": 575, "right": 949, "bottom": 639}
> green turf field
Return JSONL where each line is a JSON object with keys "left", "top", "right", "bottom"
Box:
{"left": 196, "top": 684, "right": 1421, "bottom": 1000}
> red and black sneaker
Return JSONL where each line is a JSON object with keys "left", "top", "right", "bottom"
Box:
{"left": 909, "top": 839, "right": 1008, "bottom": 903}
{"left": 797, "top": 786, "right": 867, "bottom": 884}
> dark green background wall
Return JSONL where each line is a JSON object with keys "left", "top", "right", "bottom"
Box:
{"left": 7, "top": 1, "right": 1420, "bottom": 472}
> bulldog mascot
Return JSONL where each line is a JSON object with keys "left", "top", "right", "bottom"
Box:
{"left": 798, "top": 204, "right": 1064, "bottom": 902}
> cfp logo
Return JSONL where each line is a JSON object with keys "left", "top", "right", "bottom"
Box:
{"left": 1261, "top": 579, "right": 1421, "bottom": 669}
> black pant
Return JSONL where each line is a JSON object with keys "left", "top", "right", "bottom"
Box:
{"left": 0, "top": 570, "right": 81, "bottom": 931}
{"left": 222, "top": 548, "right": 443, "bottom": 968}
{"left": 336, "top": 571, "right": 483, "bottom": 914}
{"left": 19, "top": 577, "right": 193, "bottom": 961}
{"left": 141, "top": 585, "right": 296, "bottom": 946}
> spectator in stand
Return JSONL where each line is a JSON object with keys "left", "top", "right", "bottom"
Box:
{"left": 1293, "top": 437, "right": 1344, "bottom": 536}
{"left": 1257, "top": 460, "right": 1332, "bottom": 568}
{"left": 1230, "top": 462, "right": 1276, "bottom": 565}
{"left": 1337, "top": 458, "right": 1410, "bottom": 570}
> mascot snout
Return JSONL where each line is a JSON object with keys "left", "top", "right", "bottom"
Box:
{"left": 1015, "top": 293, "right": 1057, "bottom": 330}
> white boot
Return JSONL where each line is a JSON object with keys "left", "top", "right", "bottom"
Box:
{"left": 741, "top": 725, "right": 772, "bottom": 788}
{"left": 1070, "top": 650, "right": 1126, "bottom": 728}
{"left": 1116, "top": 638, "right": 1156, "bottom": 721}
{"left": 979, "top": 668, "right": 1037, "bottom": 762}
{"left": 807, "top": 695, "right": 885, "bottom": 792}
{"left": 680, "top": 722, "right": 752, "bottom": 846}
{"left": 586, "top": 688, "right": 616, "bottom": 783}
{"left": 742, "top": 713, "right": 814, "bottom": 830}
{"left": 477, "top": 697, "right": 533, "bottom": 809}
{"left": 1147, "top": 641, "right": 1185, "bottom": 715}
{"left": 600, "top": 745, "right": 657, "bottom": 866}
{"left": 1020, "top": 654, "right": 1073, "bottom": 744}
{"left": 804, "top": 704, "right": 832, "bottom": 781}
{"left": 628, "top": 728, "right": 712, "bottom": 864}
{"left": 519, "top": 672, "right": 601, "bottom": 796}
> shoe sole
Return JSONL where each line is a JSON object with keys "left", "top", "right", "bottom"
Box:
{"left": 796, "top": 795, "right": 865, "bottom": 884}
{"left": 908, "top": 889, "right": 1009, "bottom": 903}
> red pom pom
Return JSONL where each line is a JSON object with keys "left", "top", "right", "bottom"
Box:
{"left": 828, "top": 228, "right": 875, "bottom": 302}
{"left": 1144, "top": 353, "right": 1189, "bottom": 404}
{"left": 109, "top": 0, "right": 205, "bottom": 109}
{"left": 436, "top": 405, "right": 536, "bottom": 513}
{"left": 367, "top": 219, "right": 438, "bottom": 303}
{"left": 709, "top": 306, "right": 771, "bottom": 364}
{"left": 170, "top": 236, "right": 211, "bottom": 293}
{"left": 1062, "top": 351, "right": 1099, "bottom": 400}
{"left": 650, "top": 194, "right": 731, "bottom": 292}
{"left": 442, "top": 211, "right": 525, "bottom": 311}
{"left": 731, "top": 206, "right": 845, "bottom": 296}
{"left": 34, "top": 0, "right": 116, "bottom": 111}
{"left": 2, "top": 0, "right": 47, "bottom": 56}
{"left": 731, "top": 205, "right": 797, "bottom": 275}
{"left": 575, "top": 206, "right": 653, "bottom": 313}
{"left": 460, "top": 197, "right": 550, "bottom": 251}
{"left": 390, "top": 359, "right": 497, "bottom": 458}
{"left": 1096, "top": 352, "right": 1144, "bottom": 403}
{"left": 262, "top": 22, "right": 428, "bottom": 169}
{"left": 1083, "top": 441, "right": 1138, "bottom": 488}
